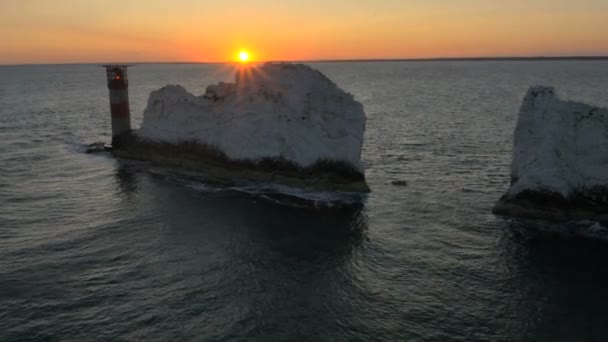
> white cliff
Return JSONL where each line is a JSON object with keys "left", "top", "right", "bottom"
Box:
{"left": 136, "top": 63, "right": 366, "bottom": 174}
{"left": 495, "top": 86, "right": 608, "bottom": 221}
{"left": 509, "top": 86, "right": 608, "bottom": 197}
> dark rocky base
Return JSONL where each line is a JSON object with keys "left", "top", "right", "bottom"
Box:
{"left": 109, "top": 133, "right": 370, "bottom": 192}
{"left": 493, "top": 189, "right": 608, "bottom": 222}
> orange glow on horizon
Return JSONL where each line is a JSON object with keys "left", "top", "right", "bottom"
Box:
{"left": 0, "top": 1, "right": 607, "bottom": 64}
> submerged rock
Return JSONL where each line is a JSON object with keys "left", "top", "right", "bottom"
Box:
{"left": 86, "top": 142, "right": 111, "bottom": 153}
{"left": 115, "top": 63, "right": 369, "bottom": 192}
{"left": 494, "top": 86, "right": 608, "bottom": 221}
{"left": 391, "top": 180, "right": 408, "bottom": 186}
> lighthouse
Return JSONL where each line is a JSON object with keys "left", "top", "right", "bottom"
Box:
{"left": 103, "top": 65, "right": 132, "bottom": 147}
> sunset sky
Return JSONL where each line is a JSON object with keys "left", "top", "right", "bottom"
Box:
{"left": 1, "top": 0, "right": 607, "bottom": 65}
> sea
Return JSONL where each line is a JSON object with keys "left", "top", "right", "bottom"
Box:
{"left": 1, "top": 61, "right": 608, "bottom": 341}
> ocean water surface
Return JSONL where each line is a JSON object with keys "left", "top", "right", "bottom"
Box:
{"left": 1, "top": 61, "right": 608, "bottom": 341}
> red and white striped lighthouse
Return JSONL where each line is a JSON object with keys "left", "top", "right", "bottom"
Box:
{"left": 103, "top": 65, "right": 132, "bottom": 147}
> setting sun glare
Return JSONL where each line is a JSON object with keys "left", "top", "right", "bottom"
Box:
{"left": 238, "top": 50, "right": 250, "bottom": 63}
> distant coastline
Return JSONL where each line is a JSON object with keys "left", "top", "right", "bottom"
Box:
{"left": 2, "top": 56, "right": 608, "bottom": 67}
{"left": 310, "top": 56, "right": 608, "bottom": 63}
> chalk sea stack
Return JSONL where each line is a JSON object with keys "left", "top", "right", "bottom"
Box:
{"left": 494, "top": 86, "right": 608, "bottom": 221}
{"left": 114, "top": 63, "right": 369, "bottom": 192}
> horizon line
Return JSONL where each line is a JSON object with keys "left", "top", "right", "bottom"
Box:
{"left": 2, "top": 55, "right": 608, "bottom": 67}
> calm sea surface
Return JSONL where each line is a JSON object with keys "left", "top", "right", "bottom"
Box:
{"left": 1, "top": 61, "right": 608, "bottom": 341}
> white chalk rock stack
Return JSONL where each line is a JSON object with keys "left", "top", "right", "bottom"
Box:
{"left": 494, "top": 86, "right": 608, "bottom": 221}
{"left": 124, "top": 63, "right": 368, "bottom": 191}
{"left": 137, "top": 63, "right": 366, "bottom": 173}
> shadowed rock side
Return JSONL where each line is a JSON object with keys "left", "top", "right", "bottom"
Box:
{"left": 113, "top": 134, "right": 368, "bottom": 192}
{"left": 494, "top": 86, "right": 608, "bottom": 221}
{"left": 113, "top": 63, "right": 369, "bottom": 192}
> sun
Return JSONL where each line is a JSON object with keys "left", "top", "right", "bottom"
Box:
{"left": 238, "top": 50, "right": 250, "bottom": 63}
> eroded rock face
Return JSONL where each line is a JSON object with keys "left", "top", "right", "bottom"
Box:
{"left": 127, "top": 63, "right": 368, "bottom": 191}
{"left": 494, "top": 86, "right": 608, "bottom": 221}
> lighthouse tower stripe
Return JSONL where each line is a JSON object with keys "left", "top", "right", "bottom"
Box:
{"left": 109, "top": 89, "right": 129, "bottom": 103}
{"left": 110, "top": 89, "right": 130, "bottom": 118}
{"left": 111, "top": 103, "right": 130, "bottom": 118}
